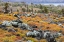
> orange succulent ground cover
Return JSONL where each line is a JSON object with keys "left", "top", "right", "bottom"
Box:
{"left": 0, "top": 13, "right": 64, "bottom": 42}
{"left": 0, "top": 14, "right": 17, "bottom": 21}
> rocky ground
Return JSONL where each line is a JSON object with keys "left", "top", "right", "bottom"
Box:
{"left": 0, "top": 12, "right": 64, "bottom": 42}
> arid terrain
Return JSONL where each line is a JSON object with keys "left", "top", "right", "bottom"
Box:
{"left": 0, "top": 1, "right": 64, "bottom": 42}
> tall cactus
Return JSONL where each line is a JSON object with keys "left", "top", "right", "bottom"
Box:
{"left": 4, "top": 2, "right": 9, "bottom": 13}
